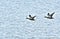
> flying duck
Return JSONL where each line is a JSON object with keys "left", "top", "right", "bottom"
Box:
{"left": 26, "top": 15, "right": 36, "bottom": 21}
{"left": 45, "top": 12, "right": 55, "bottom": 19}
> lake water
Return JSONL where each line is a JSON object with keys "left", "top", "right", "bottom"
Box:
{"left": 0, "top": 0, "right": 60, "bottom": 39}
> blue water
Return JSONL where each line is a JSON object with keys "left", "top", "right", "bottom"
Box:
{"left": 0, "top": 0, "right": 60, "bottom": 39}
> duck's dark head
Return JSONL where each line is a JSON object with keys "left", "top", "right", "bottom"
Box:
{"left": 29, "top": 15, "right": 31, "bottom": 17}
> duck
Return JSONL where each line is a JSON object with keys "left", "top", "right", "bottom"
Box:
{"left": 26, "top": 15, "right": 36, "bottom": 21}
{"left": 45, "top": 12, "right": 55, "bottom": 19}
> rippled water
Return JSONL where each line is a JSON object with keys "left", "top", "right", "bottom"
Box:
{"left": 0, "top": 0, "right": 60, "bottom": 39}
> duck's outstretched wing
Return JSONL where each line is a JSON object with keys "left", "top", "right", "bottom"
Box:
{"left": 32, "top": 16, "right": 36, "bottom": 18}
{"left": 51, "top": 12, "right": 55, "bottom": 16}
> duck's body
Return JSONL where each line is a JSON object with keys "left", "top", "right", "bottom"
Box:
{"left": 26, "top": 17, "right": 35, "bottom": 20}
{"left": 45, "top": 16, "right": 53, "bottom": 19}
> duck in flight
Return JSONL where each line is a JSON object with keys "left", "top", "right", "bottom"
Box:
{"left": 45, "top": 12, "right": 55, "bottom": 19}
{"left": 26, "top": 15, "right": 36, "bottom": 21}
